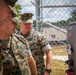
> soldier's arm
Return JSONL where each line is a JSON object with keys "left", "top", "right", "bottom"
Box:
{"left": 44, "top": 50, "right": 52, "bottom": 75}
{"left": 28, "top": 55, "right": 37, "bottom": 75}
{"left": 38, "top": 33, "right": 52, "bottom": 75}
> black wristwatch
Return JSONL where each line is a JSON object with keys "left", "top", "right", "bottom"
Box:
{"left": 45, "top": 69, "right": 52, "bottom": 73}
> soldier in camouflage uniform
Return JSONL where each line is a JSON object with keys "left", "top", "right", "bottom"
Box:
{"left": 0, "top": 0, "right": 37, "bottom": 75}
{"left": 19, "top": 13, "right": 52, "bottom": 75}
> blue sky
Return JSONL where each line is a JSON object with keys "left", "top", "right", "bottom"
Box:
{"left": 16, "top": 0, "right": 76, "bottom": 22}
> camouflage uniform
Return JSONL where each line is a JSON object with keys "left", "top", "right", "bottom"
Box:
{"left": 0, "top": 34, "right": 31, "bottom": 75}
{"left": 20, "top": 29, "right": 51, "bottom": 75}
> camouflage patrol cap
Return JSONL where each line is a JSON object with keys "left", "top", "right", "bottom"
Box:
{"left": 3, "top": 0, "right": 18, "bottom": 7}
{"left": 3, "top": 0, "right": 18, "bottom": 16}
{"left": 21, "top": 13, "right": 34, "bottom": 23}
{"left": 8, "top": 5, "right": 18, "bottom": 16}
{"left": 0, "top": 0, "right": 19, "bottom": 25}
{"left": 3, "top": 0, "right": 19, "bottom": 24}
{"left": 8, "top": 6, "right": 19, "bottom": 24}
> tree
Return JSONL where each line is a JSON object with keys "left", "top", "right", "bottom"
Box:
{"left": 14, "top": 4, "right": 22, "bottom": 29}
{"left": 15, "top": 4, "right": 22, "bottom": 15}
{"left": 71, "top": 10, "right": 76, "bottom": 21}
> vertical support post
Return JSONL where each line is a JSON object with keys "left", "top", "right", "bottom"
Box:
{"left": 40, "top": 0, "right": 43, "bottom": 33}
{"left": 35, "top": 0, "right": 41, "bottom": 32}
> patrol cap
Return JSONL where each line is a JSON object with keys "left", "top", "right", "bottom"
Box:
{"left": 8, "top": 5, "right": 18, "bottom": 16}
{"left": 8, "top": 6, "right": 19, "bottom": 24}
{"left": 4, "top": 0, "right": 20, "bottom": 24}
{"left": 3, "top": 0, "right": 18, "bottom": 15}
{"left": 21, "top": 13, "right": 34, "bottom": 24}
{"left": 0, "top": 0, "right": 19, "bottom": 25}
{"left": 3, "top": 0, "right": 18, "bottom": 7}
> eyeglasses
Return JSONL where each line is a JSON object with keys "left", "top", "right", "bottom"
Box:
{"left": 0, "top": 15, "right": 19, "bottom": 25}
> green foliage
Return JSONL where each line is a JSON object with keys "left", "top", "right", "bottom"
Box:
{"left": 14, "top": 5, "right": 22, "bottom": 29}
{"left": 17, "top": 23, "right": 21, "bottom": 29}
{"left": 69, "top": 10, "right": 76, "bottom": 21}
{"left": 15, "top": 4, "right": 22, "bottom": 15}
{"left": 71, "top": 10, "right": 76, "bottom": 19}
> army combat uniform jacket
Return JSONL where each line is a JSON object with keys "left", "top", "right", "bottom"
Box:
{"left": 20, "top": 29, "right": 51, "bottom": 75}
{"left": 0, "top": 34, "right": 31, "bottom": 75}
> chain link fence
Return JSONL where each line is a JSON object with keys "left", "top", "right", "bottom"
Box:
{"left": 16, "top": 0, "right": 76, "bottom": 75}
{"left": 35, "top": 0, "right": 76, "bottom": 75}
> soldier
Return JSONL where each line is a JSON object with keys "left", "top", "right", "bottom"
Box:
{"left": 19, "top": 13, "right": 52, "bottom": 75}
{"left": 0, "top": 0, "right": 37, "bottom": 75}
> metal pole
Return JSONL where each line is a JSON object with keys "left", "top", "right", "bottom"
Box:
{"left": 40, "top": 0, "right": 43, "bottom": 33}
{"left": 35, "top": 0, "right": 41, "bottom": 31}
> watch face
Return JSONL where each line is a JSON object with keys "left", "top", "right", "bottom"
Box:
{"left": 45, "top": 69, "right": 52, "bottom": 73}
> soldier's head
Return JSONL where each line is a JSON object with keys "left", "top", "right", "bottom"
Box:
{"left": 20, "top": 13, "right": 34, "bottom": 35}
{"left": 0, "top": 0, "right": 19, "bottom": 39}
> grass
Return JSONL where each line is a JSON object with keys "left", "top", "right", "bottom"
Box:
{"left": 51, "top": 59, "right": 68, "bottom": 75}
{"left": 51, "top": 46, "right": 68, "bottom": 75}
{"left": 52, "top": 46, "right": 68, "bottom": 56}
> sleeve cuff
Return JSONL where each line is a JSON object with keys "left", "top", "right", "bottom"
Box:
{"left": 42, "top": 44, "right": 52, "bottom": 52}
{"left": 27, "top": 50, "right": 32, "bottom": 57}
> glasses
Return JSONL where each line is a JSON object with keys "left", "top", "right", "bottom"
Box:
{"left": 0, "top": 15, "right": 19, "bottom": 25}
{"left": 0, "top": 17, "right": 15, "bottom": 24}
